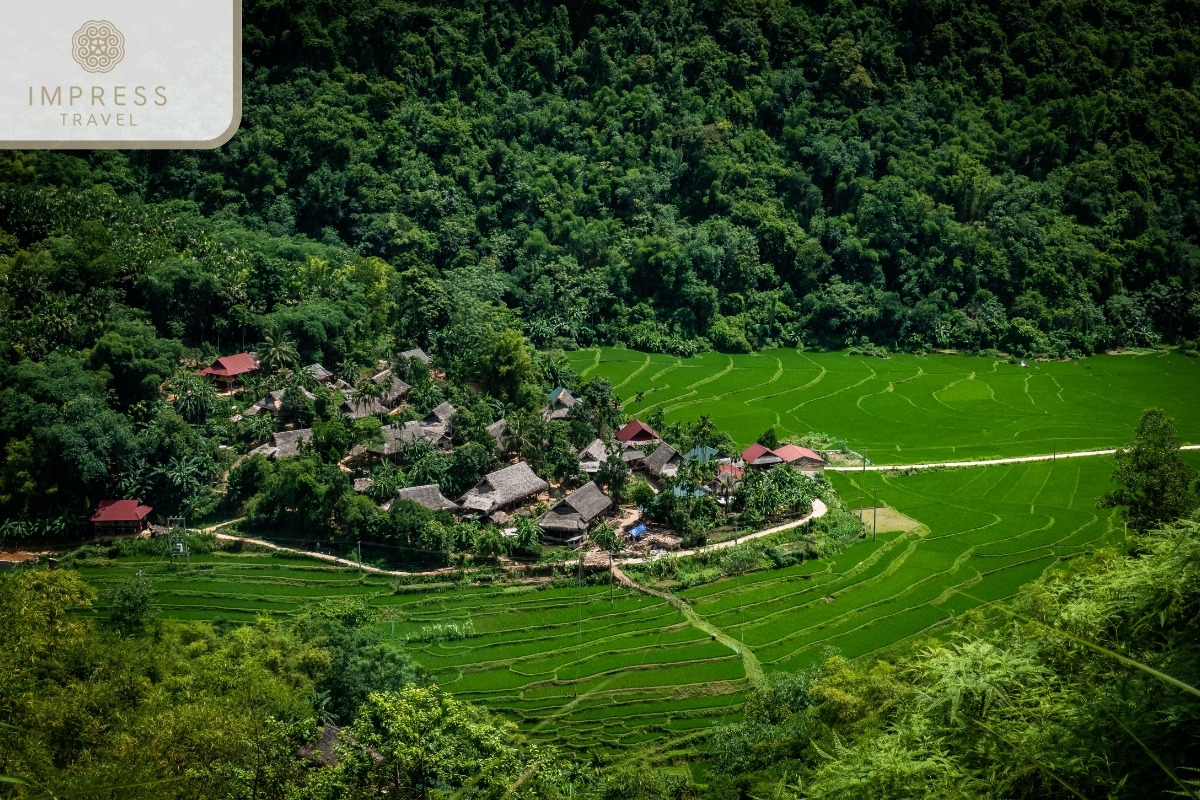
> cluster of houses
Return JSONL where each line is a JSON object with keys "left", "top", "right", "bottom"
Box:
{"left": 94, "top": 362, "right": 828, "bottom": 547}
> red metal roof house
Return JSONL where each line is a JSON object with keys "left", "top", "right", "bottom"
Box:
{"left": 616, "top": 420, "right": 661, "bottom": 444}
{"left": 772, "top": 444, "right": 829, "bottom": 474}
{"left": 741, "top": 443, "right": 783, "bottom": 467}
{"left": 200, "top": 353, "right": 260, "bottom": 389}
{"left": 89, "top": 499, "right": 153, "bottom": 536}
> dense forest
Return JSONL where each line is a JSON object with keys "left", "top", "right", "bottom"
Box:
{"left": 5, "top": 0, "right": 1200, "bottom": 529}
{"left": 3, "top": 0, "right": 1200, "bottom": 795}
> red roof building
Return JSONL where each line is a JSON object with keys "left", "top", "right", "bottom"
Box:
{"left": 200, "top": 353, "right": 260, "bottom": 386}
{"left": 90, "top": 499, "right": 153, "bottom": 535}
{"left": 717, "top": 462, "right": 744, "bottom": 479}
{"left": 616, "top": 419, "right": 661, "bottom": 444}
{"left": 741, "top": 443, "right": 783, "bottom": 466}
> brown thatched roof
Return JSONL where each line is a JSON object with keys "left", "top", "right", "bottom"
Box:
{"left": 400, "top": 348, "right": 432, "bottom": 364}
{"left": 304, "top": 363, "right": 334, "bottom": 382}
{"left": 486, "top": 418, "right": 508, "bottom": 449}
{"left": 249, "top": 428, "right": 313, "bottom": 460}
{"left": 459, "top": 461, "right": 548, "bottom": 514}
{"left": 423, "top": 402, "right": 456, "bottom": 426}
{"left": 538, "top": 481, "right": 612, "bottom": 535}
{"left": 578, "top": 438, "right": 609, "bottom": 472}
{"left": 541, "top": 387, "right": 578, "bottom": 421}
{"left": 353, "top": 477, "right": 373, "bottom": 493}
{"left": 643, "top": 442, "right": 681, "bottom": 478}
{"left": 391, "top": 484, "right": 459, "bottom": 512}
{"left": 382, "top": 422, "right": 451, "bottom": 455}
{"left": 243, "top": 387, "right": 316, "bottom": 417}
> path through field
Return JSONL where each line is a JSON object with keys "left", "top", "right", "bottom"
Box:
{"left": 567, "top": 347, "right": 1200, "bottom": 463}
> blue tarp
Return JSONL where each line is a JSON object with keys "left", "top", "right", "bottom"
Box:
{"left": 629, "top": 524, "right": 649, "bottom": 538}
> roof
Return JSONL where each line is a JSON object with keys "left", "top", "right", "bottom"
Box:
{"left": 643, "top": 442, "right": 681, "bottom": 478}
{"left": 393, "top": 484, "right": 460, "bottom": 512}
{"left": 578, "top": 438, "right": 609, "bottom": 470}
{"left": 380, "top": 422, "right": 451, "bottom": 455}
{"left": 772, "top": 444, "right": 828, "bottom": 465}
{"left": 717, "top": 463, "right": 744, "bottom": 479}
{"left": 90, "top": 499, "right": 152, "bottom": 523}
{"left": 304, "top": 363, "right": 334, "bottom": 381}
{"left": 486, "top": 419, "right": 507, "bottom": 448}
{"left": 423, "top": 402, "right": 456, "bottom": 426}
{"left": 542, "top": 387, "right": 578, "bottom": 421}
{"left": 243, "top": 386, "right": 316, "bottom": 417}
{"left": 400, "top": 348, "right": 432, "bottom": 364}
{"left": 200, "top": 353, "right": 259, "bottom": 378}
{"left": 741, "top": 443, "right": 783, "bottom": 466}
{"left": 684, "top": 445, "right": 720, "bottom": 462}
{"left": 459, "top": 461, "right": 548, "bottom": 514}
{"left": 342, "top": 376, "right": 410, "bottom": 419}
{"left": 250, "top": 428, "right": 313, "bottom": 460}
{"left": 538, "top": 481, "right": 612, "bottom": 533}
{"left": 671, "top": 485, "right": 710, "bottom": 498}
{"left": 353, "top": 478, "right": 373, "bottom": 493}
{"left": 616, "top": 420, "right": 661, "bottom": 443}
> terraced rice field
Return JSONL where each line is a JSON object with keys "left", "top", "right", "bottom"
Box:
{"left": 76, "top": 555, "right": 749, "bottom": 755}
{"left": 74, "top": 451, "right": 1200, "bottom": 754}
{"left": 565, "top": 347, "right": 1200, "bottom": 462}
{"left": 684, "top": 457, "right": 1124, "bottom": 671}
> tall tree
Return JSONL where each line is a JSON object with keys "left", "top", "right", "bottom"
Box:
{"left": 1099, "top": 409, "right": 1199, "bottom": 531}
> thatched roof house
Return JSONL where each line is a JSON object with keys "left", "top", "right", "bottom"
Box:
{"left": 243, "top": 386, "right": 316, "bottom": 418}
{"left": 381, "top": 421, "right": 451, "bottom": 455}
{"left": 250, "top": 429, "right": 313, "bottom": 460}
{"left": 578, "top": 438, "right": 609, "bottom": 473}
{"left": 542, "top": 387, "right": 578, "bottom": 421}
{"left": 486, "top": 418, "right": 508, "bottom": 450}
{"left": 385, "top": 484, "right": 460, "bottom": 513}
{"left": 304, "top": 363, "right": 334, "bottom": 382}
{"left": 400, "top": 348, "right": 432, "bottom": 364}
{"left": 353, "top": 477, "right": 373, "bottom": 493}
{"left": 537, "top": 481, "right": 612, "bottom": 541}
{"left": 459, "top": 461, "right": 548, "bottom": 514}
{"left": 342, "top": 373, "right": 411, "bottom": 419}
{"left": 423, "top": 401, "right": 456, "bottom": 427}
{"left": 643, "top": 442, "right": 682, "bottom": 478}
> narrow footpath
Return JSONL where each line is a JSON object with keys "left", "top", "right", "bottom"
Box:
{"left": 611, "top": 563, "right": 764, "bottom": 688}
{"left": 828, "top": 444, "right": 1200, "bottom": 473}
{"left": 618, "top": 499, "right": 827, "bottom": 564}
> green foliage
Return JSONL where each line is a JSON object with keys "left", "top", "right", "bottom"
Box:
{"left": 107, "top": 574, "right": 155, "bottom": 635}
{"left": 1099, "top": 408, "right": 1200, "bottom": 531}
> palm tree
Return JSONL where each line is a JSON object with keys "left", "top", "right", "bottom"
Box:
{"left": 351, "top": 377, "right": 387, "bottom": 417}
{"left": 504, "top": 410, "right": 543, "bottom": 461}
{"left": 170, "top": 372, "right": 216, "bottom": 425}
{"left": 257, "top": 323, "right": 299, "bottom": 374}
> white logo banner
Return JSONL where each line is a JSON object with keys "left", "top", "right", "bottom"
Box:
{"left": 0, "top": 0, "right": 240, "bottom": 148}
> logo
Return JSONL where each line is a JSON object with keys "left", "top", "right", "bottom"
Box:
{"left": 71, "top": 21, "right": 125, "bottom": 74}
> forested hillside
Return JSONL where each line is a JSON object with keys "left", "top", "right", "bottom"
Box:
{"left": 60, "top": 0, "right": 1200, "bottom": 355}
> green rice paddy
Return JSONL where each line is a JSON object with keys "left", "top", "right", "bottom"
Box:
{"left": 565, "top": 347, "right": 1200, "bottom": 462}
{"left": 686, "top": 456, "right": 1128, "bottom": 673}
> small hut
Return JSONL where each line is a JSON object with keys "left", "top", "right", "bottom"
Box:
{"left": 459, "top": 462, "right": 548, "bottom": 515}
{"left": 537, "top": 482, "right": 613, "bottom": 543}
{"left": 89, "top": 499, "right": 153, "bottom": 536}
{"left": 643, "top": 442, "right": 682, "bottom": 479}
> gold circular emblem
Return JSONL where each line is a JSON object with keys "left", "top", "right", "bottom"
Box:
{"left": 72, "top": 21, "right": 125, "bottom": 74}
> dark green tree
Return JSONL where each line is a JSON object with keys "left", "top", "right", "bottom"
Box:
{"left": 1099, "top": 409, "right": 1199, "bottom": 531}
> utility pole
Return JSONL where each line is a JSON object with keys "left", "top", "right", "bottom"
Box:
{"left": 859, "top": 449, "right": 866, "bottom": 522}
{"left": 357, "top": 538, "right": 362, "bottom": 572}
{"left": 609, "top": 551, "right": 614, "bottom": 606}
{"left": 872, "top": 487, "right": 878, "bottom": 540}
